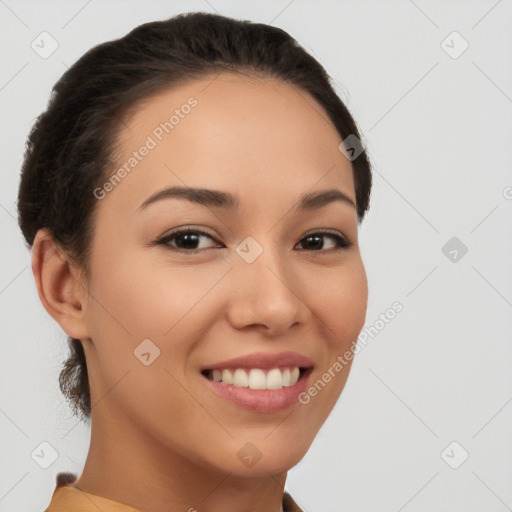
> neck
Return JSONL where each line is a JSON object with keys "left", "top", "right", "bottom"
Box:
{"left": 71, "top": 404, "right": 287, "bottom": 512}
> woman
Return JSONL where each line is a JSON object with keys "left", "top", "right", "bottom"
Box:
{"left": 18, "top": 11, "right": 372, "bottom": 512}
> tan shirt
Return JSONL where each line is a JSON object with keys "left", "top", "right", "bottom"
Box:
{"left": 44, "top": 472, "right": 304, "bottom": 512}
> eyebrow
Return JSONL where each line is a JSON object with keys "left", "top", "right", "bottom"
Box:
{"left": 138, "top": 186, "right": 356, "bottom": 211}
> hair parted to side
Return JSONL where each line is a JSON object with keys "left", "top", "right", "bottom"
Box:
{"left": 17, "top": 11, "right": 373, "bottom": 422}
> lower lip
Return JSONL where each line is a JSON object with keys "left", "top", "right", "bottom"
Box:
{"left": 202, "top": 370, "right": 312, "bottom": 413}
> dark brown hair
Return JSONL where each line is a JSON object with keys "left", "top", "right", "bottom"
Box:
{"left": 17, "top": 11, "right": 373, "bottom": 422}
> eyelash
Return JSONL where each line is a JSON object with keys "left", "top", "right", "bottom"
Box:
{"left": 155, "top": 228, "right": 352, "bottom": 254}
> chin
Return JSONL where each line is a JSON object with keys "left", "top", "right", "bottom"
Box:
{"left": 209, "top": 436, "right": 312, "bottom": 477}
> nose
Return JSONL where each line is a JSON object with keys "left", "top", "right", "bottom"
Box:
{"left": 226, "top": 246, "right": 310, "bottom": 337}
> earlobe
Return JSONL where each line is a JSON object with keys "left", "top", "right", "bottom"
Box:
{"left": 31, "top": 229, "right": 90, "bottom": 340}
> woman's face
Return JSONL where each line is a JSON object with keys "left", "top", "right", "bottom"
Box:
{"left": 80, "top": 72, "right": 368, "bottom": 476}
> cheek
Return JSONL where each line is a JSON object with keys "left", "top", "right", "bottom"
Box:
{"left": 306, "top": 260, "right": 367, "bottom": 409}
{"left": 310, "top": 260, "right": 368, "bottom": 348}
{"left": 83, "top": 252, "right": 228, "bottom": 440}
{"left": 89, "top": 249, "right": 230, "bottom": 343}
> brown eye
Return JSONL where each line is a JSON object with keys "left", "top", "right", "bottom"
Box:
{"left": 296, "top": 231, "right": 351, "bottom": 251}
{"left": 157, "top": 229, "right": 222, "bottom": 252}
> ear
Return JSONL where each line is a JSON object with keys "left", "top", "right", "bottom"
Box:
{"left": 31, "top": 229, "right": 91, "bottom": 341}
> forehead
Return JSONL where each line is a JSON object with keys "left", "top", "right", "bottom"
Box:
{"left": 102, "top": 71, "right": 355, "bottom": 213}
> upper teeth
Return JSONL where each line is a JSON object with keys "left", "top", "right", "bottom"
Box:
{"left": 209, "top": 367, "right": 301, "bottom": 390}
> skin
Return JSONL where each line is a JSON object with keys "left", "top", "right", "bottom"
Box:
{"left": 32, "top": 72, "right": 368, "bottom": 512}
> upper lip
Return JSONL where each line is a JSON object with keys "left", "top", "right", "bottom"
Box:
{"left": 202, "top": 351, "right": 314, "bottom": 371}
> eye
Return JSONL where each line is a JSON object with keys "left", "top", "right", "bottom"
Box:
{"left": 156, "top": 228, "right": 222, "bottom": 252}
{"left": 295, "top": 230, "right": 352, "bottom": 252}
{"left": 155, "top": 228, "right": 352, "bottom": 253}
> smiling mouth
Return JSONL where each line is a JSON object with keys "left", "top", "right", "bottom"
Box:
{"left": 200, "top": 366, "right": 311, "bottom": 390}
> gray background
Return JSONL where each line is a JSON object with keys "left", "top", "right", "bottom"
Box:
{"left": 1, "top": 0, "right": 511, "bottom": 511}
